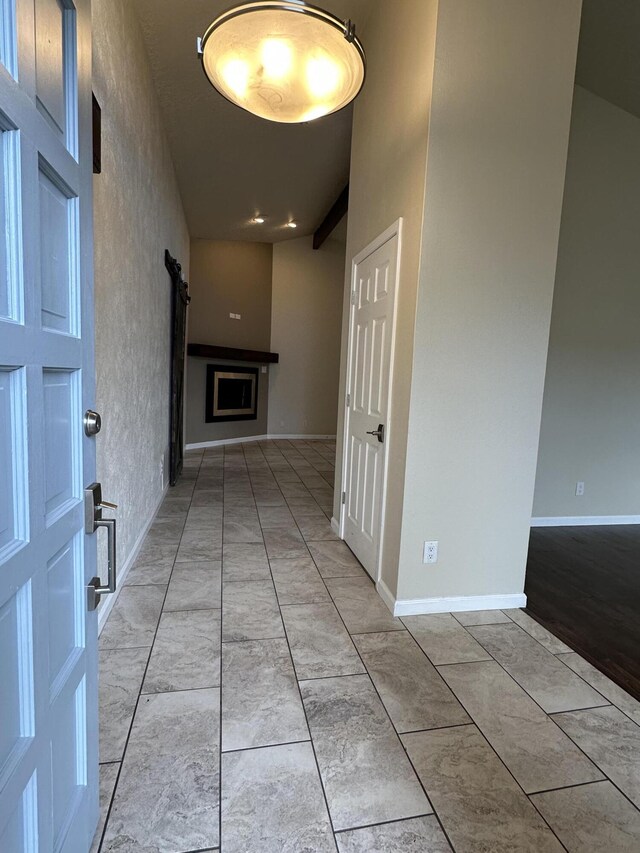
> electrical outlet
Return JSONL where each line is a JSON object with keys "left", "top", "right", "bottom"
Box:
{"left": 423, "top": 540, "right": 438, "bottom": 564}
{"left": 575, "top": 481, "right": 585, "bottom": 496}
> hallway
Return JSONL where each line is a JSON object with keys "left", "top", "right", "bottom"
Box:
{"left": 94, "top": 440, "right": 640, "bottom": 853}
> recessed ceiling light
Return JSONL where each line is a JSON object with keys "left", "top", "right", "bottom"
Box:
{"left": 287, "top": 221, "right": 297, "bottom": 228}
{"left": 197, "top": 2, "right": 366, "bottom": 124}
{"left": 252, "top": 215, "right": 265, "bottom": 224}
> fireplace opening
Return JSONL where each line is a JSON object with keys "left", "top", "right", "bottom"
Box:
{"left": 205, "top": 364, "right": 258, "bottom": 422}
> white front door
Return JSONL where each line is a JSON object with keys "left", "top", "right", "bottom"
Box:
{"left": 0, "top": 0, "right": 99, "bottom": 850}
{"left": 342, "top": 223, "right": 400, "bottom": 581}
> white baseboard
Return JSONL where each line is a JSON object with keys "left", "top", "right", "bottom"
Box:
{"left": 378, "top": 589, "right": 527, "bottom": 618}
{"left": 97, "top": 484, "right": 169, "bottom": 635}
{"left": 186, "top": 435, "right": 269, "bottom": 449}
{"left": 531, "top": 515, "right": 640, "bottom": 527}
{"left": 330, "top": 517, "right": 341, "bottom": 536}
{"left": 269, "top": 434, "right": 336, "bottom": 441}
{"left": 186, "top": 434, "right": 336, "bottom": 450}
{"left": 376, "top": 578, "right": 397, "bottom": 616}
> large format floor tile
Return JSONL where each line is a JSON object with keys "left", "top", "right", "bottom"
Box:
{"left": 156, "top": 496, "right": 190, "bottom": 518}
{"left": 503, "top": 608, "right": 572, "bottom": 653}
{"left": 98, "top": 440, "right": 640, "bottom": 853}
{"left": 222, "top": 542, "right": 271, "bottom": 582}
{"left": 335, "top": 816, "right": 452, "bottom": 853}
{"left": 439, "top": 660, "right": 603, "bottom": 793}
{"left": 403, "top": 726, "right": 564, "bottom": 852}
{"left": 222, "top": 579, "right": 284, "bottom": 641}
{"left": 308, "top": 541, "right": 365, "bottom": 578}
{"left": 257, "top": 504, "right": 296, "bottom": 528}
{"left": 270, "top": 557, "right": 331, "bottom": 605}
{"left": 223, "top": 516, "right": 263, "bottom": 544}
{"left": 297, "top": 517, "right": 339, "bottom": 541}
{"left": 191, "top": 488, "right": 224, "bottom": 506}
{"left": 125, "top": 539, "right": 178, "bottom": 586}
{"left": 558, "top": 652, "right": 640, "bottom": 725}
{"left": 263, "top": 527, "right": 309, "bottom": 559}
{"left": 142, "top": 609, "right": 221, "bottom": 693}
{"left": 326, "top": 577, "right": 403, "bottom": 634}
{"left": 553, "top": 705, "right": 640, "bottom": 807}
{"left": 99, "top": 585, "right": 165, "bottom": 650}
{"left": 353, "top": 631, "right": 470, "bottom": 733}
{"left": 185, "top": 505, "right": 223, "bottom": 529}
{"left": 402, "top": 613, "right": 492, "bottom": 665}
{"left": 468, "top": 623, "right": 607, "bottom": 713}
{"left": 221, "top": 742, "right": 336, "bottom": 853}
{"left": 90, "top": 763, "right": 119, "bottom": 853}
{"left": 222, "top": 639, "right": 308, "bottom": 751}
{"left": 146, "top": 517, "right": 185, "bottom": 541}
{"left": 453, "top": 609, "right": 512, "bottom": 626}
{"left": 102, "top": 688, "right": 220, "bottom": 852}
{"left": 281, "top": 602, "right": 365, "bottom": 679}
{"left": 300, "top": 675, "right": 431, "bottom": 831}
{"left": 99, "top": 647, "right": 149, "bottom": 763}
{"left": 531, "top": 780, "right": 640, "bottom": 853}
{"left": 163, "top": 560, "right": 221, "bottom": 611}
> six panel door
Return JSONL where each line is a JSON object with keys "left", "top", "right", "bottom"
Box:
{"left": 0, "top": 0, "right": 98, "bottom": 850}
{"left": 343, "top": 232, "right": 398, "bottom": 580}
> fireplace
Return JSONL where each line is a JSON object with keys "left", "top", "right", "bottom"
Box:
{"left": 205, "top": 364, "right": 258, "bottom": 422}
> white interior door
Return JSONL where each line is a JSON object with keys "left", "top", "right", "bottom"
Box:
{"left": 342, "top": 223, "right": 400, "bottom": 580}
{"left": 0, "top": 0, "right": 98, "bottom": 850}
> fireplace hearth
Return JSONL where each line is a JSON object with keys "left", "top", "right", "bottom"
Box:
{"left": 205, "top": 364, "right": 258, "bottom": 422}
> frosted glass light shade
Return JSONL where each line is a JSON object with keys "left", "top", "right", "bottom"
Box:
{"left": 199, "top": 1, "right": 366, "bottom": 123}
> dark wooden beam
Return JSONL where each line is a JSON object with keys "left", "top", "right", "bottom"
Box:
{"left": 313, "top": 184, "right": 349, "bottom": 250}
{"left": 187, "top": 343, "right": 279, "bottom": 364}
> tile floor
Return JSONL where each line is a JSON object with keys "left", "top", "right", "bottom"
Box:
{"left": 93, "top": 439, "right": 640, "bottom": 853}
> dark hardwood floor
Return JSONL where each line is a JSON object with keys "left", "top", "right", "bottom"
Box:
{"left": 525, "top": 525, "right": 640, "bottom": 701}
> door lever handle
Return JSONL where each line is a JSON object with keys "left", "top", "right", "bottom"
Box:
{"left": 85, "top": 483, "right": 118, "bottom": 611}
{"left": 366, "top": 424, "right": 385, "bottom": 443}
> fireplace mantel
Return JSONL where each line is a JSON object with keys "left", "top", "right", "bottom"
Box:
{"left": 187, "top": 343, "right": 279, "bottom": 364}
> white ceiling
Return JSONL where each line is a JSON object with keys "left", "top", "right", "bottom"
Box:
{"left": 131, "top": 0, "right": 371, "bottom": 243}
{"left": 575, "top": 0, "right": 640, "bottom": 120}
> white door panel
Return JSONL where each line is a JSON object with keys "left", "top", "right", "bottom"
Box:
{"left": 0, "top": 0, "right": 98, "bottom": 850}
{"left": 343, "top": 227, "right": 399, "bottom": 580}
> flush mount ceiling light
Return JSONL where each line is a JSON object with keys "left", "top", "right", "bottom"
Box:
{"left": 197, "top": 1, "right": 366, "bottom": 123}
{"left": 286, "top": 220, "right": 298, "bottom": 228}
{"left": 252, "top": 215, "right": 266, "bottom": 223}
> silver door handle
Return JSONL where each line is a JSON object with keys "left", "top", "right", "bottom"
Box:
{"left": 85, "top": 483, "right": 118, "bottom": 611}
{"left": 366, "top": 424, "right": 385, "bottom": 443}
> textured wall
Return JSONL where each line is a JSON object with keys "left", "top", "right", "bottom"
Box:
{"left": 533, "top": 87, "right": 640, "bottom": 518}
{"left": 93, "top": 0, "right": 189, "bottom": 572}
{"left": 186, "top": 240, "right": 272, "bottom": 443}
{"left": 269, "top": 235, "right": 345, "bottom": 436}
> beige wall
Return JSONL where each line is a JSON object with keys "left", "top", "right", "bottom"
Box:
{"left": 396, "top": 0, "right": 582, "bottom": 601}
{"left": 533, "top": 86, "right": 640, "bottom": 519}
{"left": 186, "top": 240, "right": 272, "bottom": 443}
{"left": 188, "top": 240, "right": 273, "bottom": 350}
{"left": 268, "top": 234, "right": 345, "bottom": 436}
{"left": 333, "top": 0, "right": 440, "bottom": 591}
{"left": 93, "top": 0, "right": 189, "bottom": 576}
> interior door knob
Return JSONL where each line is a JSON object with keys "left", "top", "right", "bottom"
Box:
{"left": 366, "top": 424, "right": 385, "bottom": 443}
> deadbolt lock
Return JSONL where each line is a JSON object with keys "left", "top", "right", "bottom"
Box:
{"left": 84, "top": 410, "right": 102, "bottom": 437}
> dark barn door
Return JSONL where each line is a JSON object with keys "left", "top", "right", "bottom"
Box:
{"left": 165, "top": 250, "right": 191, "bottom": 485}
